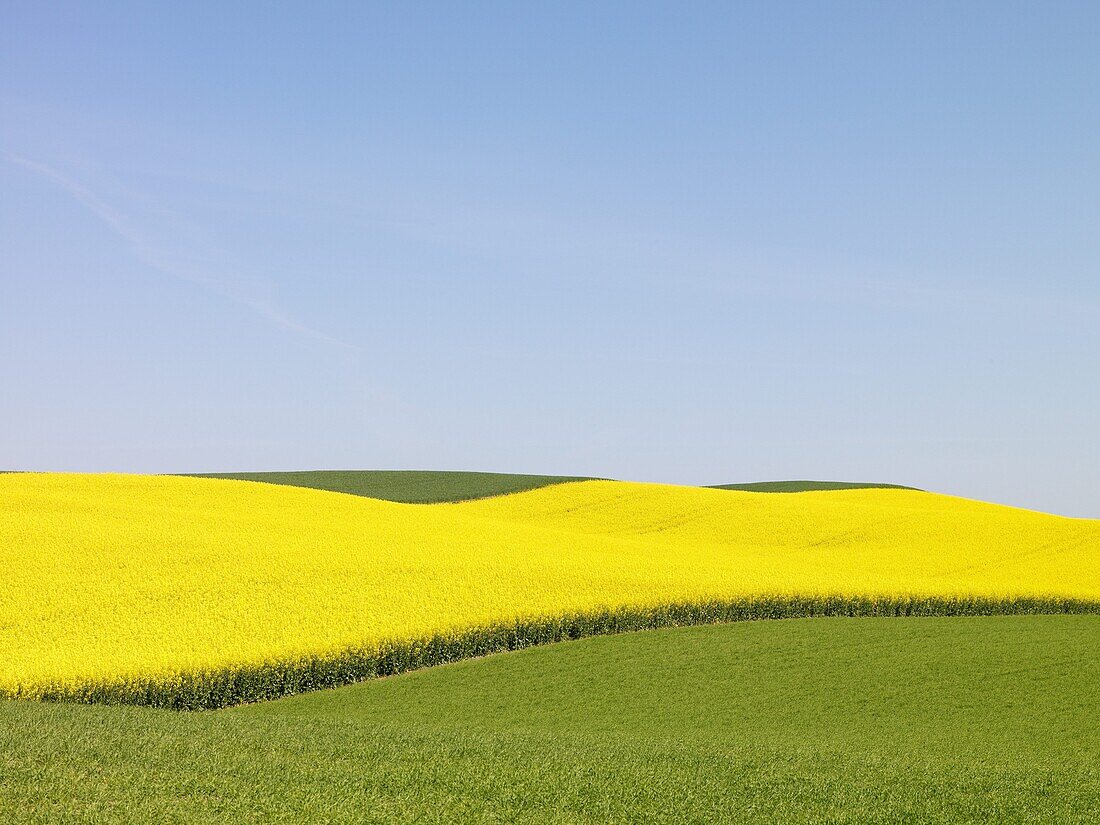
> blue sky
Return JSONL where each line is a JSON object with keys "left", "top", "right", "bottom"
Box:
{"left": 2, "top": 2, "right": 1098, "bottom": 516}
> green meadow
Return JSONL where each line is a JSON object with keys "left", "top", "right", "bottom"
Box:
{"left": 188, "top": 470, "right": 593, "bottom": 503}
{"left": 4, "top": 616, "right": 1098, "bottom": 823}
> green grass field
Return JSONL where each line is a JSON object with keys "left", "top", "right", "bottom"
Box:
{"left": 4, "top": 616, "right": 1098, "bottom": 824}
{"left": 188, "top": 470, "right": 593, "bottom": 502}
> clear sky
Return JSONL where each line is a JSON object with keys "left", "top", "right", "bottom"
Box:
{"left": 2, "top": 2, "right": 1098, "bottom": 516}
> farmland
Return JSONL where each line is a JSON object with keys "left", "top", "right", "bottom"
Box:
{"left": 188, "top": 469, "right": 593, "bottom": 503}
{"left": 3, "top": 470, "right": 1099, "bottom": 822}
{"left": 11, "top": 2, "right": 1095, "bottom": 821}
{"left": 3, "top": 616, "right": 1099, "bottom": 823}
{"left": 2, "top": 472, "right": 1098, "bottom": 707}
{"left": 188, "top": 470, "right": 911, "bottom": 500}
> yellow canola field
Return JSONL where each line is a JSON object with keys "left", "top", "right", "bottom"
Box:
{"left": 2, "top": 472, "right": 1098, "bottom": 698}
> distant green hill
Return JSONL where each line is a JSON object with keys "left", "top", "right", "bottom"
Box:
{"left": 186, "top": 471, "right": 917, "bottom": 502}
{"left": 188, "top": 470, "right": 593, "bottom": 503}
{"left": 710, "top": 480, "right": 919, "bottom": 493}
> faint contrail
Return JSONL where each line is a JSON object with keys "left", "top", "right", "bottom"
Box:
{"left": 4, "top": 152, "right": 361, "bottom": 352}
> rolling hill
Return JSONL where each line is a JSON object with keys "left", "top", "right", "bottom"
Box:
{"left": 3, "top": 472, "right": 1097, "bottom": 707}
{"left": 187, "top": 470, "right": 918, "bottom": 500}
{"left": 188, "top": 469, "right": 592, "bottom": 502}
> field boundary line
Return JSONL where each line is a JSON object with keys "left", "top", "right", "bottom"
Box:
{"left": 10, "top": 595, "right": 1100, "bottom": 710}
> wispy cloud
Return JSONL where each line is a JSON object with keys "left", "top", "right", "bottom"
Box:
{"left": 4, "top": 153, "right": 360, "bottom": 352}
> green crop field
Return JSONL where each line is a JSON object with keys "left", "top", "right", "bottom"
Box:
{"left": 4, "top": 616, "right": 1098, "bottom": 824}
{"left": 187, "top": 469, "right": 593, "bottom": 502}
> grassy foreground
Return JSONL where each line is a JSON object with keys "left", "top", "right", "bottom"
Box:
{"left": 3, "top": 616, "right": 1099, "bottom": 824}
{"left": 188, "top": 470, "right": 591, "bottom": 502}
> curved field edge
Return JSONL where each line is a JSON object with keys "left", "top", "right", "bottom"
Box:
{"left": 11, "top": 595, "right": 1100, "bottom": 710}
{"left": 5, "top": 617, "right": 1100, "bottom": 825}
